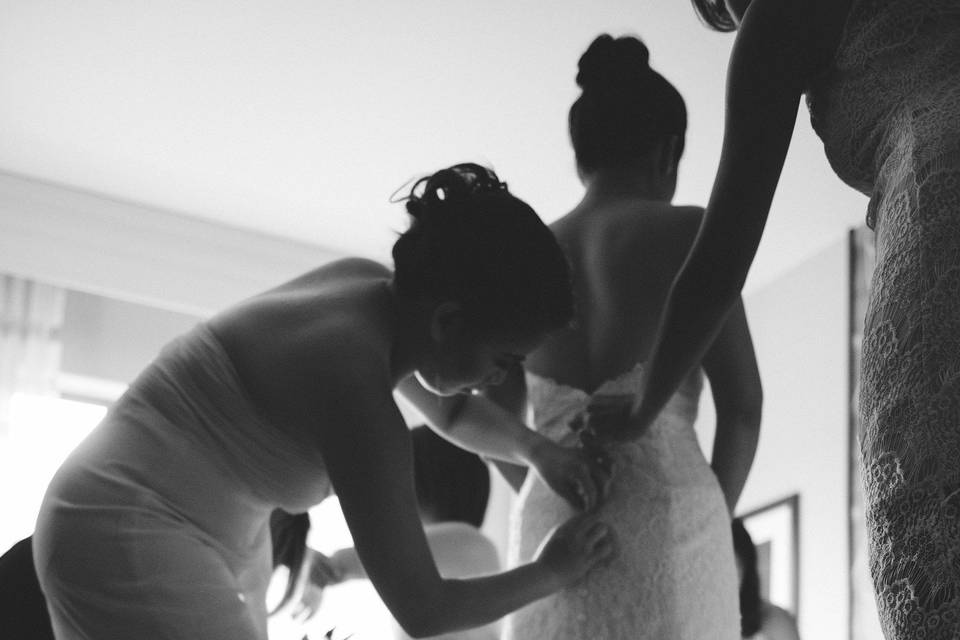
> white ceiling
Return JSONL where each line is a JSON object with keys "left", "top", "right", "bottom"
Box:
{"left": 0, "top": 0, "right": 867, "bottom": 293}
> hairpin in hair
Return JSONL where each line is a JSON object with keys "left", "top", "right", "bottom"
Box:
{"left": 388, "top": 173, "right": 430, "bottom": 204}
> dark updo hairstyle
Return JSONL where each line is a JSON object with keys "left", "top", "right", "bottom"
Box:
{"left": 392, "top": 163, "right": 573, "bottom": 338}
{"left": 691, "top": 0, "right": 737, "bottom": 32}
{"left": 732, "top": 517, "right": 763, "bottom": 637}
{"left": 410, "top": 425, "right": 490, "bottom": 528}
{"left": 569, "top": 34, "right": 688, "bottom": 174}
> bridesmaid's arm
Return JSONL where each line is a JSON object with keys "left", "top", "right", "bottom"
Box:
{"left": 702, "top": 298, "right": 762, "bottom": 512}
{"left": 625, "top": 0, "right": 810, "bottom": 437}
{"left": 396, "top": 374, "right": 605, "bottom": 510}
{"left": 328, "top": 525, "right": 501, "bottom": 583}
{"left": 481, "top": 363, "right": 532, "bottom": 493}
{"left": 318, "top": 373, "right": 606, "bottom": 637}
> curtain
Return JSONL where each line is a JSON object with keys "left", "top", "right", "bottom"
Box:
{"left": 0, "top": 275, "right": 66, "bottom": 436}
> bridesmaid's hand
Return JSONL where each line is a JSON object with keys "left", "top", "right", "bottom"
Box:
{"left": 309, "top": 549, "right": 345, "bottom": 588}
{"left": 534, "top": 513, "right": 617, "bottom": 588}
{"left": 574, "top": 393, "right": 638, "bottom": 445}
{"left": 291, "top": 581, "right": 324, "bottom": 624}
{"left": 287, "top": 549, "right": 343, "bottom": 623}
{"left": 529, "top": 439, "right": 612, "bottom": 511}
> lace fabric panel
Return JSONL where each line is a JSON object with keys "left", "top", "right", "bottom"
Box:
{"left": 503, "top": 367, "right": 739, "bottom": 640}
{"left": 808, "top": 1, "right": 960, "bottom": 636}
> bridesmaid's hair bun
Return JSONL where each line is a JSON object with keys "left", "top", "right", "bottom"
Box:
{"left": 576, "top": 34, "right": 652, "bottom": 93}
{"left": 569, "top": 34, "right": 688, "bottom": 173}
{"left": 391, "top": 163, "right": 573, "bottom": 337}
{"left": 402, "top": 163, "right": 508, "bottom": 224}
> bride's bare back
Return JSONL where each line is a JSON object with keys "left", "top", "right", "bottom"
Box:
{"left": 529, "top": 198, "right": 704, "bottom": 394}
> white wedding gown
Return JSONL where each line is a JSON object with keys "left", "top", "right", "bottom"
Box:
{"left": 503, "top": 366, "right": 740, "bottom": 640}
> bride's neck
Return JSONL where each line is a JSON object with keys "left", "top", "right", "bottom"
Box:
{"left": 580, "top": 166, "right": 675, "bottom": 204}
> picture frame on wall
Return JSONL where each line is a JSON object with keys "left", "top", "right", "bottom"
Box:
{"left": 740, "top": 494, "right": 800, "bottom": 616}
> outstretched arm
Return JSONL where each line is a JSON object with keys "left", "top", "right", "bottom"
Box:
{"left": 480, "top": 362, "right": 532, "bottom": 493}
{"left": 627, "top": 0, "right": 809, "bottom": 436}
{"left": 702, "top": 298, "right": 762, "bottom": 512}
{"left": 318, "top": 371, "right": 614, "bottom": 638}
{"left": 397, "top": 373, "right": 608, "bottom": 509}
{"left": 327, "top": 524, "right": 501, "bottom": 584}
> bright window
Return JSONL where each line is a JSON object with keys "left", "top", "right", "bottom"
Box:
{"left": 0, "top": 395, "right": 394, "bottom": 640}
{"left": 0, "top": 392, "right": 107, "bottom": 552}
{"left": 267, "top": 496, "right": 395, "bottom": 640}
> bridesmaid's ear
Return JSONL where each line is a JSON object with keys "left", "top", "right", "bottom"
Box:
{"left": 429, "top": 301, "right": 466, "bottom": 345}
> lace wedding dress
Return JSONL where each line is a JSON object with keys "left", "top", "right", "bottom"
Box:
{"left": 807, "top": 1, "right": 960, "bottom": 636}
{"left": 502, "top": 367, "right": 739, "bottom": 640}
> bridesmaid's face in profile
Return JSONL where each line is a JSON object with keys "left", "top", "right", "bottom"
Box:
{"left": 416, "top": 322, "right": 542, "bottom": 396}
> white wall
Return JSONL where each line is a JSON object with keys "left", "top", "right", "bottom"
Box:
{"left": 698, "top": 237, "right": 850, "bottom": 639}
{"left": 0, "top": 1, "right": 868, "bottom": 294}
{"left": 0, "top": 171, "right": 342, "bottom": 317}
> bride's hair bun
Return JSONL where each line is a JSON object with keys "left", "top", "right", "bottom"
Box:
{"left": 569, "top": 33, "right": 687, "bottom": 173}
{"left": 576, "top": 33, "right": 652, "bottom": 93}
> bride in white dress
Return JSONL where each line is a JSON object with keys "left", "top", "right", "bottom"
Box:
{"left": 491, "top": 35, "right": 763, "bottom": 639}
